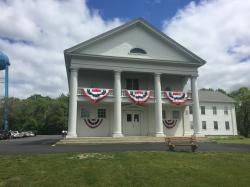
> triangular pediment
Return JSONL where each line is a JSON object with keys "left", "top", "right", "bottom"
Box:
{"left": 65, "top": 18, "right": 205, "bottom": 64}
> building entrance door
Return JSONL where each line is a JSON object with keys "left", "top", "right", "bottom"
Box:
{"left": 123, "top": 111, "right": 141, "bottom": 136}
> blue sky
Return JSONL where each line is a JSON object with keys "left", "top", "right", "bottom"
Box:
{"left": 87, "top": 0, "right": 199, "bottom": 29}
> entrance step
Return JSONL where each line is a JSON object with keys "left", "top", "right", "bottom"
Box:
{"left": 57, "top": 136, "right": 165, "bottom": 145}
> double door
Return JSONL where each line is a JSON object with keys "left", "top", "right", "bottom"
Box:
{"left": 123, "top": 111, "right": 141, "bottom": 136}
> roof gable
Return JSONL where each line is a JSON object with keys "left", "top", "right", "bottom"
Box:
{"left": 65, "top": 18, "right": 206, "bottom": 65}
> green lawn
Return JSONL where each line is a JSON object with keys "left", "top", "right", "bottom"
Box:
{"left": 208, "top": 136, "right": 250, "bottom": 144}
{"left": 0, "top": 152, "right": 250, "bottom": 187}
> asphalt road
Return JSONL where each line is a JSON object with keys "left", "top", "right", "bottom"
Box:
{"left": 0, "top": 135, "right": 250, "bottom": 155}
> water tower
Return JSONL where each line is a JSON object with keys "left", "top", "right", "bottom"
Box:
{"left": 0, "top": 51, "right": 10, "bottom": 131}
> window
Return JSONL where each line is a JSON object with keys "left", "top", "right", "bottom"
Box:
{"left": 173, "top": 111, "right": 180, "bottom": 119}
{"left": 213, "top": 106, "right": 217, "bottom": 115}
{"left": 189, "top": 105, "right": 193, "bottom": 114}
{"left": 97, "top": 109, "right": 106, "bottom": 118}
{"left": 126, "top": 79, "right": 139, "bottom": 90}
{"left": 214, "top": 121, "right": 218, "bottom": 130}
{"left": 134, "top": 114, "right": 140, "bottom": 122}
{"left": 127, "top": 114, "right": 132, "bottom": 122}
{"left": 162, "top": 110, "right": 166, "bottom": 119}
{"left": 224, "top": 107, "right": 228, "bottom": 115}
{"left": 190, "top": 121, "right": 194, "bottom": 129}
{"left": 225, "top": 121, "right": 230, "bottom": 130}
{"left": 202, "top": 121, "right": 207, "bottom": 130}
{"left": 201, "top": 106, "right": 205, "bottom": 115}
{"left": 130, "top": 48, "right": 147, "bottom": 54}
{"left": 81, "top": 108, "right": 90, "bottom": 118}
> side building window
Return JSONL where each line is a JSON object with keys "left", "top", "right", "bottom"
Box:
{"left": 214, "top": 121, "right": 218, "bottom": 130}
{"left": 224, "top": 107, "right": 228, "bottom": 115}
{"left": 212, "top": 106, "right": 217, "bottom": 115}
{"left": 202, "top": 121, "right": 207, "bottom": 130}
{"left": 201, "top": 106, "right": 205, "bottom": 115}
{"left": 81, "top": 108, "right": 90, "bottom": 118}
{"left": 97, "top": 109, "right": 106, "bottom": 118}
{"left": 225, "top": 121, "right": 230, "bottom": 130}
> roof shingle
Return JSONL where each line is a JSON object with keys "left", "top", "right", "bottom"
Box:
{"left": 199, "top": 90, "right": 235, "bottom": 103}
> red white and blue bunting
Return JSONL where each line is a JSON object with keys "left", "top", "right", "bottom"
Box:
{"left": 84, "top": 118, "right": 103, "bottom": 128}
{"left": 82, "top": 88, "right": 111, "bottom": 103}
{"left": 163, "top": 119, "right": 177, "bottom": 129}
{"left": 164, "top": 91, "right": 188, "bottom": 105}
{"left": 126, "top": 90, "right": 151, "bottom": 104}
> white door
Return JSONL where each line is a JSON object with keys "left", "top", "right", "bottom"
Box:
{"left": 123, "top": 111, "right": 141, "bottom": 136}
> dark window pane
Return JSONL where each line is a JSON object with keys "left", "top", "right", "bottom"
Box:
{"left": 130, "top": 48, "right": 147, "bottom": 54}
{"left": 126, "top": 79, "right": 133, "bottom": 89}
{"left": 201, "top": 106, "right": 205, "bottom": 115}
{"left": 133, "top": 79, "right": 139, "bottom": 90}
{"left": 126, "top": 79, "right": 139, "bottom": 90}
{"left": 225, "top": 121, "right": 230, "bottom": 130}
{"left": 214, "top": 121, "right": 218, "bottom": 130}
{"left": 134, "top": 114, "right": 139, "bottom": 122}
{"left": 202, "top": 121, "right": 206, "bottom": 130}
{"left": 81, "top": 108, "right": 90, "bottom": 118}
{"left": 97, "top": 109, "right": 106, "bottom": 118}
{"left": 213, "top": 106, "right": 217, "bottom": 115}
{"left": 127, "top": 114, "right": 132, "bottom": 122}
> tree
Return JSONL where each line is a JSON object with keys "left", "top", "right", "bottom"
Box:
{"left": 0, "top": 94, "right": 69, "bottom": 135}
{"left": 217, "top": 88, "right": 227, "bottom": 95}
{"left": 230, "top": 87, "right": 250, "bottom": 137}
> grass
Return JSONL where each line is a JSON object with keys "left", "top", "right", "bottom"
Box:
{"left": 0, "top": 152, "right": 250, "bottom": 187}
{"left": 208, "top": 136, "right": 250, "bottom": 144}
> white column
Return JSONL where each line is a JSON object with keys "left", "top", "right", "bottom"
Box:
{"left": 154, "top": 73, "right": 164, "bottom": 137}
{"left": 191, "top": 76, "right": 202, "bottom": 136}
{"left": 66, "top": 68, "right": 78, "bottom": 138}
{"left": 231, "top": 106, "right": 238, "bottom": 135}
{"left": 113, "top": 70, "right": 123, "bottom": 137}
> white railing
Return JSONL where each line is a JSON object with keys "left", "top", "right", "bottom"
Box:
{"left": 78, "top": 87, "right": 192, "bottom": 99}
{"left": 77, "top": 88, "right": 114, "bottom": 96}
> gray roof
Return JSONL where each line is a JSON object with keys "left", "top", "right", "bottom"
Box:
{"left": 199, "top": 90, "right": 235, "bottom": 103}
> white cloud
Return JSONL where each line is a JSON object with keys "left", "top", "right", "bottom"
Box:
{"left": 163, "top": 0, "right": 250, "bottom": 91}
{"left": 0, "top": 0, "right": 122, "bottom": 98}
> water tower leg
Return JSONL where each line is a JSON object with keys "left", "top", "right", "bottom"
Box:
{"left": 3, "top": 66, "right": 8, "bottom": 131}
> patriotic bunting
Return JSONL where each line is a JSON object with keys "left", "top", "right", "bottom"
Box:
{"left": 84, "top": 118, "right": 103, "bottom": 128}
{"left": 126, "top": 90, "right": 151, "bottom": 104}
{"left": 82, "top": 88, "right": 111, "bottom": 103}
{"left": 164, "top": 91, "right": 188, "bottom": 105}
{"left": 163, "top": 119, "right": 177, "bottom": 128}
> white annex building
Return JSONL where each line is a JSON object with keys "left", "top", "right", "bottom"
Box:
{"left": 64, "top": 18, "right": 237, "bottom": 138}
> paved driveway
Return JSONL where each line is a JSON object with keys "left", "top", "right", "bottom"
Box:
{"left": 0, "top": 135, "right": 250, "bottom": 155}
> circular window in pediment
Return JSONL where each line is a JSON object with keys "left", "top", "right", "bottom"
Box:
{"left": 130, "top": 48, "right": 147, "bottom": 55}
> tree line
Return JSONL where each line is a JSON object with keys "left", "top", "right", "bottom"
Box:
{"left": 0, "top": 87, "right": 249, "bottom": 136}
{"left": 0, "top": 94, "right": 68, "bottom": 134}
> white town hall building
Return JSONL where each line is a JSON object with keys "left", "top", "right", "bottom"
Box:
{"left": 64, "top": 18, "right": 237, "bottom": 138}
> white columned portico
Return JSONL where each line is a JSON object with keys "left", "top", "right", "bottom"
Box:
{"left": 113, "top": 70, "right": 123, "bottom": 137}
{"left": 191, "top": 76, "right": 202, "bottom": 136}
{"left": 154, "top": 73, "right": 164, "bottom": 137}
{"left": 66, "top": 68, "right": 78, "bottom": 138}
